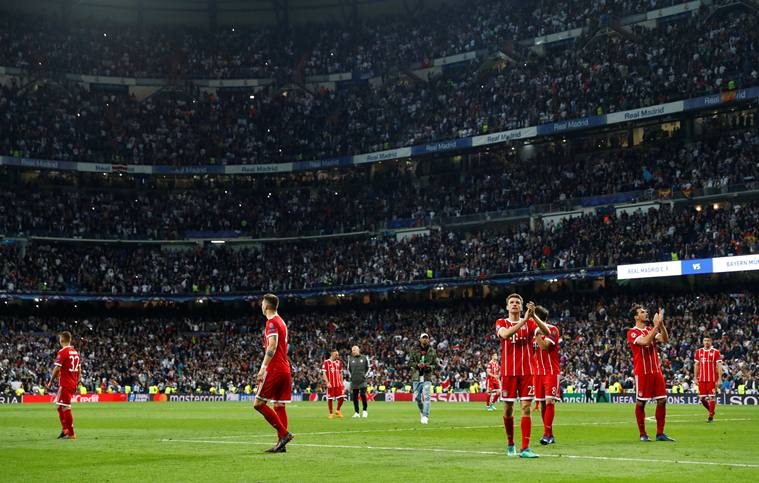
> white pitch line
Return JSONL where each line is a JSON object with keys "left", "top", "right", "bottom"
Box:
{"left": 201, "top": 425, "right": 499, "bottom": 439}
{"left": 161, "top": 439, "right": 759, "bottom": 468}
{"left": 197, "top": 418, "right": 752, "bottom": 439}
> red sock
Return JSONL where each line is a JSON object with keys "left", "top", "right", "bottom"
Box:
{"left": 486, "top": 395, "right": 491, "bottom": 407}
{"left": 274, "top": 405, "right": 288, "bottom": 431}
{"left": 328, "top": 399, "right": 333, "bottom": 414}
{"left": 635, "top": 404, "right": 647, "bottom": 436}
{"left": 255, "top": 404, "right": 287, "bottom": 438}
{"left": 503, "top": 416, "right": 514, "bottom": 446}
{"left": 655, "top": 404, "right": 666, "bottom": 435}
{"left": 540, "top": 403, "right": 546, "bottom": 423}
{"left": 544, "top": 404, "right": 555, "bottom": 437}
{"left": 63, "top": 409, "right": 74, "bottom": 435}
{"left": 701, "top": 399, "right": 710, "bottom": 411}
{"left": 708, "top": 400, "right": 716, "bottom": 416}
{"left": 57, "top": 407, "right": 67, "bottom": 432}
{"left": 520, "top": 416, "right": 531, "bottom": 451}
{"left": 337, "top": 399, "right": 344, "bottom": 411}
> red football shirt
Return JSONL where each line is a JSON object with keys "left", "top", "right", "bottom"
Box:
{"left": 626, "top": 326, "right": 662, "bottom": 375}
{"left": 496, "top": 318, "right": 539, "bottom": 376}
{"left": 533, "top": 324, "right": 561, "bottom": 376}
{"left": 54, "top": 346, "right": 81, "bottom": 390}
{"left": 694, "top": 348, "right": 722, "bottom": 382}
{"left": 322, "top": 359, "right": 344, "bottom": 387}
{"left": 486, "top": 360, "right": 500, "bottom": 380}
{"left": 263, "top": 314, "right": 290, "bottom": 374}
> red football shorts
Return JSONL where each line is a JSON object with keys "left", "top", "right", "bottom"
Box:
{"left": 327, "top": 386, "right": 346, "bottom": 399}
{"left": 256, "top": 371, "right": 292, "bottom": 403}
{"left": 534, "top": 374, "right": 560, "bottom": 401}
{"left": 500, "top": 375, "right": 534, "bottom": 401}
{"left": 54, "top": 387, "right": 74, "bottom": 407}
{"left": 487, "top": 378, "right": 501, "bottom": 392}
{"left": 634, "top": 373, "right": 666, "bottom": 401}
{"left": 698, "top": 381, "right": 717, "bottom": 397}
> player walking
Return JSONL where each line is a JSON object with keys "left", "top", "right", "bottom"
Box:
{"left": 531, "top": 306, "right": 560, "bottom": 445}
{"left": 348, "top": 346, "right": 370, "bottom": 418}
{"left": 322, "top": 349, "right": 347, "bottom": 419}
{"left": 496, "top": 294, "right": 550, "bottom": 458}
{"left": 485, "top": 353, "right": 500, "bottom": 411}
{"left": 409, "top": 333, "right": 437, "bottom": 424}
{"left": 694, "top": 336, "right": 723, "bottom": 422}
{"left": 254, "top": 294, "right": 294, "bottom": 453}
{"left": 46, "top": 331, "right": 80, "bottom": 440}
{"left": 627, "top": 305, "right": 674, "bottom": 442}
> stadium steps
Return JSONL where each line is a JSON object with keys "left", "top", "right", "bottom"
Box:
{"left": 401, "top": 69, "right": 427, "bottom": 84}
{"left": 701, "top": 0, "right": 759, "bottom": 26}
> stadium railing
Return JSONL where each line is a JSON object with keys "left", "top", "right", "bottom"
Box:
{"left": 0, "top": 1, "right": 706, "bottom": 87}
{"left": 0, "top": 266, "right": 615, "bottom": 302}
{"left": 2, "top": 84, "right": 756, "bottom": 174}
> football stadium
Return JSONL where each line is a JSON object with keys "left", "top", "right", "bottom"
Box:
{"left": 1, "top": 0, "right": 758, "bottom": 481}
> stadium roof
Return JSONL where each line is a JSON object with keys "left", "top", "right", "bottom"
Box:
{"left": 0, "top": 0, "right": 449, "bottom": 27}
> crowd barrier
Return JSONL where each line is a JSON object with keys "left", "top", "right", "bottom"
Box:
{"left": 5, "top": 392, "right": 757, "bottom": 405}
{"left": 20, "top": 393, "right": 129, "bottom": 404}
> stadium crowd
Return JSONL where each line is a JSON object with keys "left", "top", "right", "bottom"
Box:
{"left": 1, "top": 0, "right": 684, "bottom": 79}
{"left": 1, "top": 8, "right": 756, "bottom": 165}
{"left": 2, "top": 128, "right": 758, "bottom": 239}
{"left": 2, "top": 199, "right": 757, "bottom": 294}
{"left": 1, "top": 292, "right": 757, "bottom": 396}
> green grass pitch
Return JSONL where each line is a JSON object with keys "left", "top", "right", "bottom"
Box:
{"left": 1, "top": 401, "right": 757, "bottom": 482}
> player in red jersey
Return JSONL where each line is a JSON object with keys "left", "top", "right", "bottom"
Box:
{"left": 485, "top": 353, "right": 500, "bottom": 411}
{"left": 531, "top": 306, "right": 560, "bottom": 445}
{"left": 45, "top": 331, "right": 80, "bottom": 440}
{"left": 496, "top": 294, "right": 550, "bottom": 458}
{"left": 627, "top": 305, "right": 674, "bottom": 442}
{"left": 322, "top": 349, "right": 347, "bottom": 419}
{"left": 254, "top": 293, "right": 294, "bottom": 453}
{"left": 694, "top": 336, "right": 723, "bottom": 422}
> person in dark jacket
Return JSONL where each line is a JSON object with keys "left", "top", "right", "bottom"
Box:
{"left": 409, "top": 333, "right": 437, "bottom": 424}
{"left": 347, "top": 345, "right": 370, "bottom": 418}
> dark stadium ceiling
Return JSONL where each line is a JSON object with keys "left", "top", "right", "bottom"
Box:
{"left": 0, "top": 0, "right": 450, "bottom": 27}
